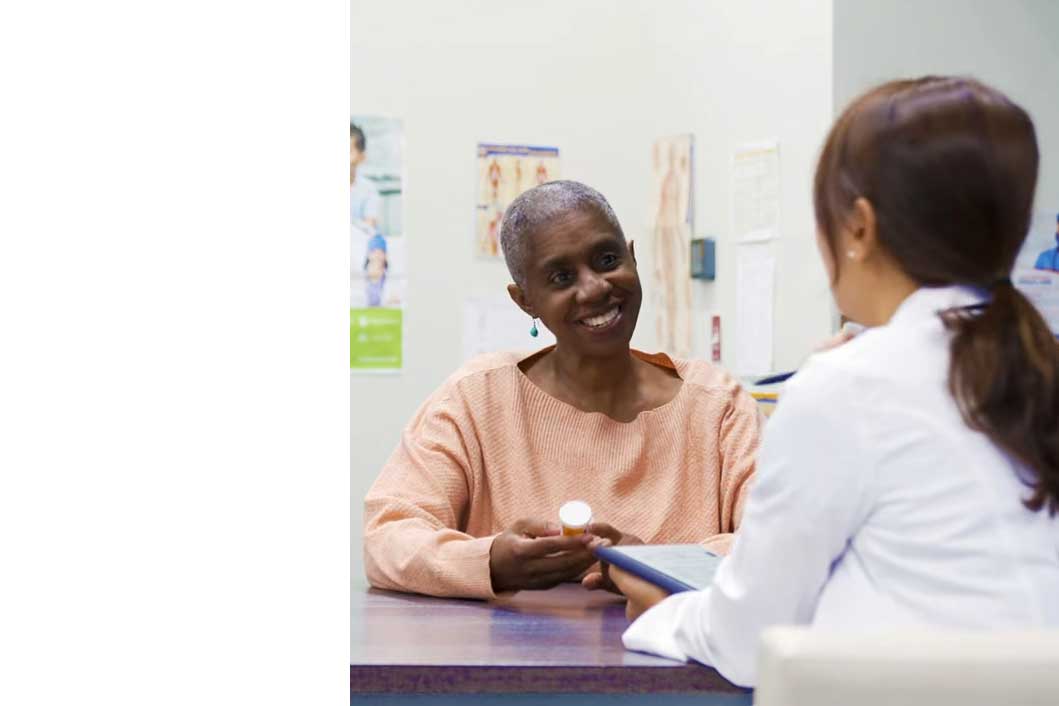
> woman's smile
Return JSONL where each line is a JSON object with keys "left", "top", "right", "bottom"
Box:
{"left": 576, "top": 303, "right": 623, "bottom": 332}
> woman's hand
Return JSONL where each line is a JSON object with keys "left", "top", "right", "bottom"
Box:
{"left": 489, "top": 518, "right": 597, "bottom": 593}
{"left": 581, "top": 522, "right": 644, "bottom": 592}
{"left": 608, "top": 565, "right": 670, "bottom": 621}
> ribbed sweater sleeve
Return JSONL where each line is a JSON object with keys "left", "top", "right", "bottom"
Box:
{"left": 701, "top": 380, "right": 761, "bottom": 556}
{"left": 363, "top": 385, "right": 498, "bottom": 599}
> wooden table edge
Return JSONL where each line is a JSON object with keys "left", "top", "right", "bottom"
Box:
{"left": 350, "top": 663, "right": 750, "bottom": 695}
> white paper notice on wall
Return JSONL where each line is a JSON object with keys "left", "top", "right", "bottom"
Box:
{"left": 1014, "top": 269, "right": 1059, "bottom": 338}
{"left": 735, "top": 245, "right": 775, "bottom": 376}
{"left": 463, "top": 297, "right": 557, "bottom": 362}
{"left": 732, "top": 141, "right": 780, "bottom": 243}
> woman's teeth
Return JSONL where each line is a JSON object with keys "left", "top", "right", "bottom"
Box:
{"left": 580, "top": 306, "right": 620, "bottom": 328}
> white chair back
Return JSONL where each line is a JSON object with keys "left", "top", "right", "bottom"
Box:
{"left": 755, "top": 626, "right": 1059, "bottom": 706}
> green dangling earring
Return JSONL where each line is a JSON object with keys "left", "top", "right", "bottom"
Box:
{"left": 529, "top": 318, "right": 539, "bottom": 338}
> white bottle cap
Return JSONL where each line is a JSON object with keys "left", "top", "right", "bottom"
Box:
{"left": 559, "top": 500, "right": 592, "bottom": 535}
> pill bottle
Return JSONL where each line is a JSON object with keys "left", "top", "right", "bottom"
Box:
{"left": 559, "top": 500, "right": 592, "bottom": 536}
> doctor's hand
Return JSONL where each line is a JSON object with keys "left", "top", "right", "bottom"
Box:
{"left": 580, "top": 523, "right": 644, "bottom": 593}
{"left": 608, "top": 565, "right": 670, "bottom": 621}
{"left": 489, "top": 518, "right": 596, "bottom": 593}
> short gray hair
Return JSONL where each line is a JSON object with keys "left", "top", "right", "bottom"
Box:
{"left": 500, "top": 180, "right": 625, "bottom": 287}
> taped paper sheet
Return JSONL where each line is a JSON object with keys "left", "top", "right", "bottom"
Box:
{"left": 735, "top": 246, "right": 775, "bottom": 376}
{"left": 732, "top": 141, "right": 780, "bottom": 243}
{"left": 463, "top": 297, "right": 556, "bottom": 362}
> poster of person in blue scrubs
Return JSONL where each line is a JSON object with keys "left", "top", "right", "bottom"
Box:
{"left": 351, "top": 115, "right": 405, "bottom": 371}
{"left": 1014, "top": 209, "right": 1059, "bottom": 340}
{"left": 1034, "top": 212, "right": 1059, "bottom": 272}
{"left": 363, "top": 234, "right": 388, "bottom": 307}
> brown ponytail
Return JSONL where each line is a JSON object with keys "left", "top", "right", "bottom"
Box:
{"left": 942, "top": 283, "right": 1059, "bottom": 513}
{"left": 815, "top": 76, "right": 1059, "bottom": 514}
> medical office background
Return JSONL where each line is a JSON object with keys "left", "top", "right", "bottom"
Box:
{"left": 349, "top": 0, "right": 1059, "bottom": 582}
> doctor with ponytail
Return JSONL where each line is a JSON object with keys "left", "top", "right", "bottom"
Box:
{"left": 609, "top": 76, "right": 1059, "bottom": 687}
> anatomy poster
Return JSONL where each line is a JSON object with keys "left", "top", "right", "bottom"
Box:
{"left": 476, "top": 143, "right": 560, "bottom": 258}
{"left": 649, "top": 134, "right": 695, "bottom": 358}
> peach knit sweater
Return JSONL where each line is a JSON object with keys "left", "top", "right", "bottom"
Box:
{"left": 363, "top": 349, "right": 761, "bottom": 599}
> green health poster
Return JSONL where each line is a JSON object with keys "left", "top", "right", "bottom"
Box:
{"left": 350, "top": 308, "right": 402, "bottom": 371}
{"left": 351, "top": 114, "right": 405, "bottom": 371}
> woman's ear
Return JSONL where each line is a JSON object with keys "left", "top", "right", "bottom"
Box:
{"left": 507, "top": 283, "right": 533, "bottom": 317}
{"left": 628, "top": 240, "right": 637, "bottom": 264}
{"left": 845, "top": 197, "right": 878, "bottom": 259}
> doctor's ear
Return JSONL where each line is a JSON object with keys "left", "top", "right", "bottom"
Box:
{"left": 628, "top": 240, "right": 637, "bottom": 263}
{"left": 841, "top": 197, "right": 879, "bottom": 260}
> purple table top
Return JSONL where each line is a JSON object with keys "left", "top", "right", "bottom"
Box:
{"left": 351, "top": 583, "right": 746, "bottom": 694}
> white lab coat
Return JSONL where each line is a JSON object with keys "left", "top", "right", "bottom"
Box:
{"left": 622, "top": 286, "right": 1059, "bottom": 687}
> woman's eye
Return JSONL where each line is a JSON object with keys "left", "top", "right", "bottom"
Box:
{"left": 550, "top": 271, "right": 573, "bottom": 286}
{"left": 599, "top": 253, "right": 619, "bottom": 268}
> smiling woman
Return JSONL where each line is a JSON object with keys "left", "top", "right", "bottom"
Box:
{"left": 362, "top": 180, "right": 763, "bottom": 599}
{"left": 500, "top": 183, "right": 683, "bottom": 424}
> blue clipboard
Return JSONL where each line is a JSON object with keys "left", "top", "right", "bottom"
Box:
{"left": 593, "top": 544, "right": 721, "bottom": 594}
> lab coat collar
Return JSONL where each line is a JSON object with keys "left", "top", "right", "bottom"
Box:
{"left": 887, "top": 285, "right": 988, "bottom": 329}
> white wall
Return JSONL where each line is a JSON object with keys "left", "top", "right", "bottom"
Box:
{"left": 639, "top": 0, "right": 835, "bottom": 375}
{"left": 350, "top": 0, "right": 835, "bottom": 583}
{"left": 833, "top": 0, "right": 1059, "bottom": 210}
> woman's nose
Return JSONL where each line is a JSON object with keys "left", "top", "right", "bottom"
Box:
{"left": 575, "top": 271, "right": 612, "bottom": 302}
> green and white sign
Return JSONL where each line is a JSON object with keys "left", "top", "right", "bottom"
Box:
{"left": 350, "top": 307, "right": 402, "bottom": 371}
